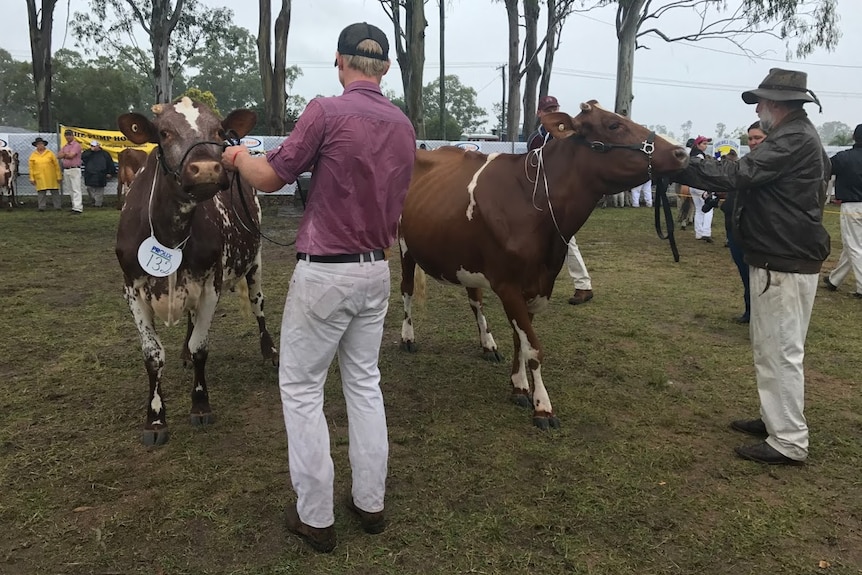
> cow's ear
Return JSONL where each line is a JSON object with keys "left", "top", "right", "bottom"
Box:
{"left": 222, "top": 110, "right": 257, "bottom": 139}
{"left": 541, "top": 111, "right": 578, "bottom": 139}
{"left": 118, "top": 113, "right": 157, "bottom": 145}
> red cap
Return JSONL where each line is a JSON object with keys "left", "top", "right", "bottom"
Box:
{"left": 694, "top": 135, "right": 713, "bottom": 147}
{"left": 537, "top": 95, "right": 559, "bottom": 112}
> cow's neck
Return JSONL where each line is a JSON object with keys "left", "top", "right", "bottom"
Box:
{"left": 148, "top": 173, "right": 199, "bottom": 250}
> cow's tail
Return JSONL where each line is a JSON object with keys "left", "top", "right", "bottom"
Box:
{"left": 235, "top": 277, "right": 252, "bottom": 318}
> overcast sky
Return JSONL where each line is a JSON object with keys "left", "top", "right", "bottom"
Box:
{"left": 5, "top": 0, "right": 862, "bottom": 140}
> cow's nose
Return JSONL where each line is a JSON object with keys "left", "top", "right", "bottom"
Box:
{"left": 188, "top": 160, "right": 222, "bottom": 183}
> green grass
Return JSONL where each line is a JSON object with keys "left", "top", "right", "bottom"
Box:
{"left": 0, "top": 197, "right": 860, "bottom": 574}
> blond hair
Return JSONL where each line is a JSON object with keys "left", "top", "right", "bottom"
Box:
{"left": 342, "top": 39, "right": 388, "bottom": 77}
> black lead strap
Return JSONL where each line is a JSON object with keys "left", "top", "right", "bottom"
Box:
{"left": 653, "top": 176, "right": 680, "bottom": 263}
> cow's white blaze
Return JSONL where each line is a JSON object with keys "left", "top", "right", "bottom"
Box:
{"left": 455, "top": 267, "right": 491, "bottom": 289}
{"left": 465, "top": 152, "right": 499, "bottom": 221}
{"left": 174, "top": 96, "right": 200, "bottom": 135}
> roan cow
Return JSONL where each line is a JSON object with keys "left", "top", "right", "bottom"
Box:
{"left": 0, "top": 148, "right": 19, "bottom": 210}
{"left": 399, "top": 101, "right": 689, "bottom": 429}
{"left": 115, "top": 97, "right": 278, "bottom": 446}
{"left": 116, "top": 148, "right": 149, "bottom": 210}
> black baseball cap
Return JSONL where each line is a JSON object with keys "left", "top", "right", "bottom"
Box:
{"left": 335, "top": 22, "right": 389, "bottom": 65}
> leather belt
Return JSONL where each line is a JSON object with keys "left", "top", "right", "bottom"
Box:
{"left": 296, "top": 249, "right": 386, "bottom": 263}
{"left": 63, "top": 166, "right": 81, "bottom": 170}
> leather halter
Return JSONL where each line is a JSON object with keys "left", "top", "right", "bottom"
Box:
{"left": 577, "top": 130, "right": 656, "bottom": 182}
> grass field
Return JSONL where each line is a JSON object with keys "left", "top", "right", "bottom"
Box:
{"left": 1, "top": 196, "right": 860, "bottom": 575}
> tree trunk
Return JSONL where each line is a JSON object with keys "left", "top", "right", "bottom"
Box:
{"left": 520, "top": 0, "right": 541, "bottom": 140}
{"left": 614, "top": 0, "right": 645, "bottom": 117}
{"left": 538, "top": 0, "right": 557, "bottom": 102}
{"left": 26, "top": 0, "right": 58, "bottom": 131}
{"left": 389, "top": 0, "right": 426, "bottom": 138}
{"left": 148, "top": 0, "right": 184, "bottom": 104}
{"left": 259, "top": 0, "right": 291, "bottom": 135}
{"left": 504, "top": 0, "right": 520, "bottom": 142}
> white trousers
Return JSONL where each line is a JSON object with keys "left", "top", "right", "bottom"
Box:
{"left": 690, "top": 187, "right": 713, "bottom": 239}
{"left": 630, "top": 180, "right": 652, "bottom": 207}
{"left": 749, "top": 267, "right": 816, "bottom": 461}
{"left": 828, "top": 202, "right": 862, "bottom": 294}
{"left": 279, "top": 258, "right": 391, "bottom": 528}
{"left": 62, "top": 167, "right": 83, "bottom": 211}
{"left": 566, "top": 235, "right": 592, "bottom": 290}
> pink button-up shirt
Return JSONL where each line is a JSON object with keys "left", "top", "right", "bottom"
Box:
{"left": 59, "top": 139, "right": 83, "bottom": 169}
{"left": 266, "top": 81, "right": 416, "bottom": 255}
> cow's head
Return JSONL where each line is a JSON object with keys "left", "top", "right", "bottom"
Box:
{"left": 118, "top": 97, "right": 257, "bottom": 200}
{"left": 540, "top": 100, "right": 688, "bottom": 186}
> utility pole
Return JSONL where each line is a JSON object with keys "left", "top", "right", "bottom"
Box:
{"left": 439, "top": 0, "right": 446, "bottom": 140}
{"left": 498, "top": 64, "right": 506, "bottom": 140}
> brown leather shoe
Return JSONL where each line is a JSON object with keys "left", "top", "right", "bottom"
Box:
{"left": 734, "top": 441, "right": 805, "bottom": 466}
{"left": 568, "top": 289, "right": 594, "bottom": 306}
{"left": 285, "top": 505, "right": 336, "bottom": 553}
{"left": 346, "top": 497, "right": 386, "bottom": 534}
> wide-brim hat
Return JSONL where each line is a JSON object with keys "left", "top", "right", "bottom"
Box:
{"left": 32, "top": 137, "right": 49, "bottom": 146}
{"left": 741, "top": 68, "right": 818, "bottom": 105}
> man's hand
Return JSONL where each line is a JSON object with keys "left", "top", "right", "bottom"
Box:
{"left": 221, "top": 145, "right": 250, "bottom": 172}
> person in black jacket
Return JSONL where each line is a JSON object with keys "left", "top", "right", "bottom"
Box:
{"left": 823, "top": 124, "right": 862, "bottom": 297}
{"left": 673, "top": 68, "right": 830, "bottom": 466}
{"left": 81, "top": 141, "right": 116, "bottom": 208}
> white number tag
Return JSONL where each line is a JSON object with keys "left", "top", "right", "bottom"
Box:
{"left": 137, "top": 236, "right": 183, "bottom": 277}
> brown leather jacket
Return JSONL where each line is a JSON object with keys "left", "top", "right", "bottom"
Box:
{"left": 674, "top": 109, "right": 830, "bottom": 273}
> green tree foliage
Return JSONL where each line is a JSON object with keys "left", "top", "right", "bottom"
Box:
{"left": 817, "top": 121, "right": 852, "bottom": 145}
{"left": 0, "top": 49, "right": 37, "bottom": 129}
{"left": 184, "top": 25, "right": 262, "bottom": 112}
{"left": 421, "top": 75, "right": 488, "bottom": 139}
{"left": 180, "top": 87, "right": 219, "bottom": 116}
{"left": 51, "top": 49, "right": 146, "bottom": 129}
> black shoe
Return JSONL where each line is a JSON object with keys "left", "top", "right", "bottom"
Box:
{"left": 734, "top": 441, "right": 805, "bottom": 466}
{"left": 854, "top": 292, "right": 862, "bottom": 299}
{"left": 285, "top": 505, "right": 336, "bottom": 553}
{"left": 69, "top": 209, "right": 82, "bottom": 215}
{"left": 702, "top": 237, "right": 714, "bottom": 244}
{"left": 346, "top": 497, "right": 386, "bottom": 534}
{"left": 733, "top": 314, "right": 750, "bottom": 324}
{"left": 730, "top": 418, "right": 767, "bottom": 437}
{"left": 823, "top": 277, "right": 838, "bottom": 291}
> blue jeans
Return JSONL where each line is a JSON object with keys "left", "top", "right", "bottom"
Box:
{"left": 727, "top": 232, "right": 750, "bottom": 318}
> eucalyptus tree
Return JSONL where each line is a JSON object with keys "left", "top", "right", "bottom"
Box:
{"left": 0, "top": 49, "right": 37, "bottom": 129}
{"left": 257, "top": 0, "right": 291, "bottom": 135}
{"left": 379, "top": 0, "right": 428, "bottom": 138}
{"left": 72, "top": 0, "right": 232, "bottom": 104}
{"left": 598, "top": 0, "right": 840, "bottom": 117}
{"left": 25, "top": 0, "right": 59, "bottom": 130}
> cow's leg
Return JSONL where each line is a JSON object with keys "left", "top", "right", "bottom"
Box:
{"left": 125, "top": 286, "right": 170, "bottom": 446}
{"left": 399, "top": 246, "right": 418, "bottom": 353}
{"left": 185, "top": 283, "right": 220, "bottom": 426}
{"left": 466, "top": 287, "right": 502, "bottom": 362}
{"left": 497, "top": 288, "right": 559, "bottom": 430}
{"left": 245, "top": 258, "right": 278, "bottom": 365}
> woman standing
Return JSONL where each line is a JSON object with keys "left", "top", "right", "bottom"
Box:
{"left": 28, "top": 137, "right": 62, "bottom": 211}
{"left": 689, "top": 135, "right": 714, "bottom": 242}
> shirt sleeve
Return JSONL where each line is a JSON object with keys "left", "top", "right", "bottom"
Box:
{"left": 265, "top": 99, "right": 326, "bottom": 184}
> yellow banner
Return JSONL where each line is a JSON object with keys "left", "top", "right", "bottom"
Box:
{"left": 59, "top": 125, "right": 156, "bottom": 164}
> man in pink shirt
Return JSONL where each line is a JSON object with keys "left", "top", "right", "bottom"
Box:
{"left": 57, "top": 129, "right": 84, "bottom": 213}
{"left": 222, "top": 21, "right": 415, "bottom": 553}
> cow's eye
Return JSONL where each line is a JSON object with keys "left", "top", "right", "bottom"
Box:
{"left": 608, "top": 122, "right": 620, "bottom": 130}
{"left": 160, "top": 130, "right": 171, "bottom": 140}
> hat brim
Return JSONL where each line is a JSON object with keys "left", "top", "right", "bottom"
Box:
{"left": 741, "top": 88, "right": 815, "bottom": 105}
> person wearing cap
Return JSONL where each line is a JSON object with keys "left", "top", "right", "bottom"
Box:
{"left": 688, "top": 135, "right": 715, "bottom": 243}
{"left": 823, "top": 123, "right": 862, "bottom": 298}
{"left": 81, "top": 140, "right": 116, "bottom": 208}
{"left": 221, "top": 21, "right": 415, "bottom": 552}
{"left": 527, "top": 95, "right": 595, "bottom": 305}
{"left": 28, "top": 137, "right": 62, "bottom": 211}
{"left": 57, "top": 129, "right": 84, "bottom": 214}
{"left": 673, "top": 68, "right": 831, "bottom": 466}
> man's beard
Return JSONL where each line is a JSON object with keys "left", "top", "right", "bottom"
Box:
{"left": 758, "top": 106, "right": 775, "bottom": 132}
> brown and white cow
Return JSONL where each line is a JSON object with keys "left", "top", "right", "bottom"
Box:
{"left": 399, "top": 101, "right": 688, "bottom": 429}
{"left": 116, "top": 147, "right": 148, "bottom": 210}
{"left": 115, "top": 97, "right": 278, "bottom": 446}
{"left": 0, "top": 148, "right": 19, "bottom": 210}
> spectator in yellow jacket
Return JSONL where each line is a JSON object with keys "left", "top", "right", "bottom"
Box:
{"left": 28, "top": 137, "right": 62, "bottom": 211}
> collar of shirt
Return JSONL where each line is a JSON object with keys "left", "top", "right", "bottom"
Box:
{"left": 342, "top": 80, "right": 383, "bottom": 97}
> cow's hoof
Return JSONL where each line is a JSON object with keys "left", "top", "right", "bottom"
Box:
{"left": 190, "top": 412, "right": 215, "bottom": 426}
{"left": 400, "top": 340, "right": 418, "bottom": 353}
{"left": 510, "top": 392, "right": 532, "bottom": 410}
{"left": 532, "top": 414, "right": 561, "bottom": 430}
{"left": 482, "top": 349, "right": 503, "bottom": 363}
{"left": 142, "top": 426, "right": 170, "bottom": 446}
